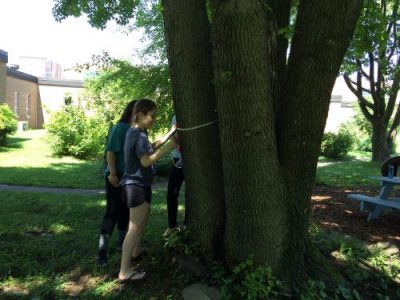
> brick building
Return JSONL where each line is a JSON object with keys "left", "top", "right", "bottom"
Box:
{"left": 0, "top": 50, "right": 84, "bottom": 129}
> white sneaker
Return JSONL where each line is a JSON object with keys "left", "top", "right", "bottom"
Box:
{"left": 162, "top": 227, "right": 178, "bottom": 237}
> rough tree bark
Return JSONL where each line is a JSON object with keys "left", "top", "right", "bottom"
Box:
{"left": 162, "top": 0, "right": 226, "bottom": 258}
{"left": 211, "top": 0, "right": 289, "bottom": 272}
{"left": 163, "top": 0, "right": 362, "bottom": 285}
{"left": 277, "top": 0, "right": 364, "bottom": 281}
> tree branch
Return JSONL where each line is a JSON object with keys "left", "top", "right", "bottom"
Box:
{"left": 343, "top": 73, "right": 375, "bottom": 110}
{"left": 384, "top": 57, "right": 400, "bottom": 123}
{"left": 368, "top": 52, "right": 376, "bottom": 94}
{"left": 356, "top": 59, "right": 371, "bottom": 81}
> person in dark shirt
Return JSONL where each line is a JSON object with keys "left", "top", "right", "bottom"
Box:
{"left": 97, "top": 100, "right": 137, "bottom": 267}
{"left": 118, "top": 99, "right": 176, "bottom": 282}
{"left": 163, "top": 115, "right": 185, "bottom": 237}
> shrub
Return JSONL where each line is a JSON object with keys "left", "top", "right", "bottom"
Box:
{"left": 340, "top": 120, "right": 371, "bottom": 152}
{"left": 321, "top": 130, "right": 353, "bottom": 159}
{"left": 0, "top": 104, "right": 17, "bottom": 146}
{"left": 46, "top": 102, "right": 108, "bottom": 160}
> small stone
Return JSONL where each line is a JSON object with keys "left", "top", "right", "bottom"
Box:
{"left": 182, "top": 283, "right": 221, "bottom": 300}
{"left": 368, "top": 242, "right": 399, "bottom": 256}
{"left": 177, "top": 255, "right": 208, "bottom": 277}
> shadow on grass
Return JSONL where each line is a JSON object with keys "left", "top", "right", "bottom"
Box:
{"left": 0, "top": 136, "right": 31, "bottom": 152}
{"left": 0, "top": 189, "right": 186, "bottom": 299}
{"left": 0, "top": 162, "right": 104, "bottom": 189}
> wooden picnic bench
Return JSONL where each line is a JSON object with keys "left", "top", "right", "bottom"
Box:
{"left": 348, "top": 156, "right": 400, "bottom": 221}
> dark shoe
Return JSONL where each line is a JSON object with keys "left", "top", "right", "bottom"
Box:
{"left": 116, "top": 229, "right": 126, "bottom": 251}
{"left": 162, "top": 227, "right": 179, "bottom": 237}
{"left": 97, "top": 249, "right": 108, "bottom": 267}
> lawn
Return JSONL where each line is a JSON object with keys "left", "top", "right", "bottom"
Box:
{"left": 0, "top": 130, "right": 104, "bottom": 189}
{"left": 316, "top": 159, "right": 382, "bottom": 188}
{"left": 1, "top": 130, "right": 400, "bottom": 298}
{"left": 0, "top": 190, "right": 188, "bottom": 299}
{"left": 0, "top": 129, "right": 385, "bottom": 190}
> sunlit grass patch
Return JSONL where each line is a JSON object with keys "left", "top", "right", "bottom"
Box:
{"left": 316, "top": 159, "right": 381, "bottom": 188}
{"left": 0, "top": 129, "right": 103, "bottom": 188}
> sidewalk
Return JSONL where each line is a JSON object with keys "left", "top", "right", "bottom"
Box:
{"left": 0, "top": 183, "right": 104, "bottom": 196}
{"left": 0, "top": 180, "right": 169, "bottom": 197}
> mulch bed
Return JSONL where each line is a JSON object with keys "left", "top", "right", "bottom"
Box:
{"left": 312, "top": 185, "right": 400, "bottom": 248}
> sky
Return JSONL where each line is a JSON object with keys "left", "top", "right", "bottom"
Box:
{"left": 0, "top": 0, "right": 144, "bottom": 69}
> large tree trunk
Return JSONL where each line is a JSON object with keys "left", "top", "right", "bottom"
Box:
{"left": 211, "top": 0, "right": 289, "bottom": 273}
{"left": 372, "top": 120, "right": 390, "bottom": 161}
{"left": 162, "top": 0, "right": 226, "bottom": 258}
{"left": 277, "top": 0, "right": 363, "bottom": 282}
{"left": 163, "top": 0, "right": 363, "bottom": 288}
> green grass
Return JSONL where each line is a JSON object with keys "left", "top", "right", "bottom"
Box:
{"left": 0, "top": 190, "right": 188, "bottom": 299}
{"left": 316, "top": 159, "right": 382, "bottom": 188}
{"left": 0, "top": 129, "right": 388, "bottom": 189}
{"left": 0, "top": 130, "right": 103, "bottom": 189}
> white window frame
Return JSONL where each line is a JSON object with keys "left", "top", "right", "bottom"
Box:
{"left": 14, "top": 91, "right": 19, "bottom": 117}
{"left": 26, "top": 94, "right": 30, "bottom": 118}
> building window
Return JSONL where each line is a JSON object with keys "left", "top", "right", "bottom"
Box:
{"left": 14, "top": 91, "right": 19, "bottom": 116}
{"left": 26, "top": 94, "right": 30, "bottom": 118}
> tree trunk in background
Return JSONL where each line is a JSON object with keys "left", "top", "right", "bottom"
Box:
{"left": 372, "top": 121, "right": 390, "bottom": 161}
{"left": 162, "top": 0, "right": 226, "bottom": 258}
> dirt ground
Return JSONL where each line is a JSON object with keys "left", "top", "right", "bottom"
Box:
{"left": 312, "top": 185, "right": 400, "bottom": 248}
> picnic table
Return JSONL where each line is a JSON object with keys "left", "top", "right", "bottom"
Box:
{"left": 348, "top": 176, "right": 400, "bottom": 221}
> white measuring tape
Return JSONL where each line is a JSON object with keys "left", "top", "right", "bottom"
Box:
{"left": 175, "top": 119, "right": 218, "bottom": 132}
{"left": 170, "top": 119, "right": 218, "bottom": 168}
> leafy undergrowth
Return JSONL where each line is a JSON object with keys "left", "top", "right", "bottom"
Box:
{"left": 303, "top": 226, "right": 400, "bottom": 299}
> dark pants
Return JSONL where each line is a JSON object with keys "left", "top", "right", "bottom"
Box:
{"left": 100, "top": 174, "right": 129, "bottom": 236}
{"left": 167, "top": 159, "right": 185, "bottom": 228}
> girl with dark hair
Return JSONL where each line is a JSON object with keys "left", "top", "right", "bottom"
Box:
{"left": 97, "top": 100, "right": 137, "bottom": 266}
{"left": 118, "top": 99, "right": 176, "bottom": 282}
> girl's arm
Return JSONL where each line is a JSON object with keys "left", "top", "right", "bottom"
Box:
{"left": 106, "top": 151, "right": 120, "bottom": 187}
{"left": 140, "top": 139, "right": 176, "bottom": 167}
{"left": 152, "top": 125, "right": 176, "bottom": 150}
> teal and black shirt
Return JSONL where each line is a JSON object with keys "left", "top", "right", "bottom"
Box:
{"left": 104, "top": 122, "right": 131, "bottom": 178}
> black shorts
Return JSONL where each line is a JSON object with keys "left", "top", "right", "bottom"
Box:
{"left": 123, "top": 184, "right": 152, "bottom": 208}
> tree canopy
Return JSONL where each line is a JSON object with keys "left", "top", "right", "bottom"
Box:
{"left": 342, "top": 0, "right": 400, "bottom": 161}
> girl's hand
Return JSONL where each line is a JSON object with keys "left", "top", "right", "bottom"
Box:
{"left": 169, "top": 124, "right": 177, "bottom": 135}
{"left": 108, "top": 174, "right": 120, "bottom": 187}
{"left": 167, "top": 124, "right": 177, "bottom": 140}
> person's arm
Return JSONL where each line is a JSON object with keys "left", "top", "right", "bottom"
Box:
{"left": 107, "top": 151, "right": 120, "bottom": 187}
{"left": 140, "top": 140, "right": 176, "bottom": 167}
{"left": 152, "top": 125, "right": 176, "bottom": 150}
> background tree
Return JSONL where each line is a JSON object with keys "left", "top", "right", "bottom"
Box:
{"left": 342, "top": 0, "right": 400, "bottom": 161}
{"left": 53, "top": 0, "right": 363, "bottom": 288}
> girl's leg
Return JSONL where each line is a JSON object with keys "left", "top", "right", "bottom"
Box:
{"left": 166, "top": 163, "right": 184, "bottom": 230}
{"left": 116, "top": 202, "right": 129, "bottom": 250}
{"left": 132, "top": 203, "right": 150, "bottom": 257}
{"left": 98, "top": 178, "right": 121, "bottom": 265}
{"left": 119, "top": 202, "right": 150, "bottom": 280}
